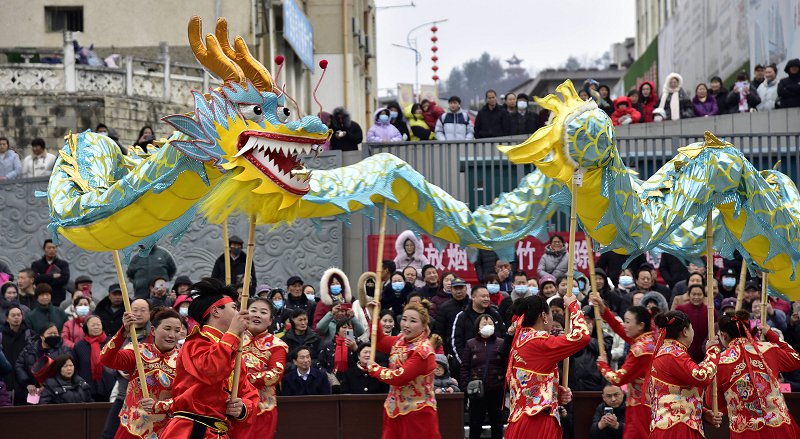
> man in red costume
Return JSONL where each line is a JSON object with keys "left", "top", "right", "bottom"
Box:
{"left": 160, "top": 278, "right": 260, "bottom": 438}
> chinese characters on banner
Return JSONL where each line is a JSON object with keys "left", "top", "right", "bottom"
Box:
{"left": 368, "top": 233, "right": 594, "bottom": 285}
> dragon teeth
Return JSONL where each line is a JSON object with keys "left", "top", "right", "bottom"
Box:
{"left": 234, "top": 137, "right": 258, "bottom": 157}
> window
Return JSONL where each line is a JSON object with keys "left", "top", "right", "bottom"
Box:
{"left": 45, "top": 6, "right": 84, "bottom": 32}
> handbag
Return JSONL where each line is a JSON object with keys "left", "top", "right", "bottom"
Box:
{"left": 466, "top": 379, "right": 484, "bottom": 399}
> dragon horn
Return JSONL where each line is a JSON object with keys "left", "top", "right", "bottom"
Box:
{"left": 215, "top": 18, "right": 275, "bottom": 92}
{"left": 188, "top": 16, "right": 245, "bottom": 85}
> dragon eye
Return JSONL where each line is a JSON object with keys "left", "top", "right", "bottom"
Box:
{"left": 276, "top": 106, "right": 291, "bottom": 123}
{"left": 239, "top": 104, "right": 265, "bottom": 122}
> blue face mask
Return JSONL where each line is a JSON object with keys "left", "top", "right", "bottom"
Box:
{"left": 721, "top": 277, "right": 736, "bottom": 288}
{"left": 391, "top": 282, "right": 405, "bottom": 292}
{"left": 578, "top": 280, "right": 587, "bottom": 291}
{"left": 378, "top": 114, "right": 390, "bottom": 123}
{"left": 178, "top": 307, "right": 189, "bottom": 317}
{"left": 572, "top": 287, "right": 580, "bottom": 295}
{"left": 487, "top": 284, "right": 500, "bottom": 294}
{"left": 306, "top": 294, "right": 316, "bottom": 302}
{"left": 389, "top": 111, "right": 398, "bottom": 119}
{"left": 619, "top": 275, "right": 634, "bottom": 287}
{"left": 330, "top": 285, "right": 343, "bottom": 295}
{"left": 514, "top": 285, "right": 528, "bottom": 294}
{"left": 272, "top": 300, "right": 284, "bottom": 310}
{"left": 529, "top": 286, "right": 539, "bottom": 295}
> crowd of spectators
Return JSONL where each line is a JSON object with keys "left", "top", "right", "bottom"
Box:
{"left": 3, "top": 229, "right": 800, "bottom": 438}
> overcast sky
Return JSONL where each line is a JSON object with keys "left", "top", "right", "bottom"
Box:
{"left": 375, "top": 0, "right": 637, "bottom": 93}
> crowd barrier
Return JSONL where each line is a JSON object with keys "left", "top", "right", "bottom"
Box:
{"left": 4, "top": 392, "right": 798, "bottom": 438}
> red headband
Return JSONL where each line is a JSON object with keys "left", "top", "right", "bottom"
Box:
{"left": 202, "top": 296, "right": 234, "bottom": 319}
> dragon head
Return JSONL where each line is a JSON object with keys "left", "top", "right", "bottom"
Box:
{"left": 498, "top": 80, "right": 615, "bottom": 184}
{"left": 163, "top": 17, "right": 331, "bottom": 224}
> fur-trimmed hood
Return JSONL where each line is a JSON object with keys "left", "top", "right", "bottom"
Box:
{"left": 394, "top": 230, "right": 425, "bottom": 262}
{"left": 319, "top": 267, "right": 352, "bottom": 306}
{"left": 640, "top": 291, "right": 668, "bottom": 313}
{"left": 356, "top": 271, "right": 376, "bottom": 308}
{"left": 662, "top": 73, "right": 684, "bottom": 93}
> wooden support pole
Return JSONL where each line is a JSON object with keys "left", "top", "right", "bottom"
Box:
{"left": 734, "top": 260, "right": 747, "bottom": 311}
{"left": 231, "top": 217, "right": 256, "bottom": 399}
{"left": 222, "top": 221, "right": 232, "bottom": 285}
{"left": 112, "top": 251, "right": 150, "bottom": 398}
{"left": 562, "top": 170, "right": 579, "bottom": 388}
{"left": 585, "top": 235, "right": 606, "bottom": 359}
{"left": 705, "top": 212, "right": 718, "bottom": 414}
{"left": 760, "top": 273, "right": 769, "bottom": 341}
{"left": 370, "top": 203, "right": 389, "bottom": 363}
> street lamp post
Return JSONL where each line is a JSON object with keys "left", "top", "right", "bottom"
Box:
{"left": 393, "top": 19, "right": 448, "bottom": 101}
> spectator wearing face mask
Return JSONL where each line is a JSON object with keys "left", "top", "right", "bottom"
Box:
{"left": 460, "top": 315, "right": 505, "bottom": 439}
{"left": 718, "top": 268, "right": 738, "bottom": 299}
{"left": 172, "top": 294, "right": 198, "bottom": 333}
{"left": 367, "top": 107, "right": 402, "bottom": 143}
{"left": 503, "top": 93, "right": 539, "bottom": 136}
{"left": 381, "top": 272, "right": 414, "bottom": 317}
{"left": 314, "top": 268, "right": 365, "bottom": 344}
{"left": 385, "top": 101, "right": 410, "bottom": 141}
{"left": 450, "top": 287, "right": 506, "bottom": 372}
{"left": 61, "top": 295, "right": 93, "bottom": 348}
{"left": 15, "top": 323, "right": 70, "bottom": 401}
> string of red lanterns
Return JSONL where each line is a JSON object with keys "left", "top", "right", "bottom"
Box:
{"left": 431, "top": 25, "right": 439, "bottom": 82}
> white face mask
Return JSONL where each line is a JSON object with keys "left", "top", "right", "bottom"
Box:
{"left": 76, "top": 305, "right": 90, "bottom": 317}
{"left": 479, "top": 324, "right": 495, "bottom": 337}
{"left": 517, "top": 101, "right": 528, "bottom": 110}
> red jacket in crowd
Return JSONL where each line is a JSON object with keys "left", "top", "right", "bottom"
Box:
{"left": 611, "top": 96, "right": 642, "bottom": 126}
{"left": 638, "top": 81, "right": 658, "bottom": 122}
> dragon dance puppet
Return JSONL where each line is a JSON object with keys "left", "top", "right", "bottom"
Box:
{"left": 46, "top": 17, "right": 800, "bottom": 301}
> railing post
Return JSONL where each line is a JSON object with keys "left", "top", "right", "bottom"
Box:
{"left": 125, "top": 55, "right": 134, "bottom": 96}
{"left": 203, "top": 71, "right": 210, "bottom": 92}
{"left": 63, "top": 31, "right": 76, "bottom": 92}
{"left": 160, "top": 42, "right": 170, "bottom": 102}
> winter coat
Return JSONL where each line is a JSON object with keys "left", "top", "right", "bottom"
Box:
{"left": 433, "top": 297, "right": 469, "bottom": 344}
{"left": 502, "top": 110, "right": 539, "bottom": 136}
{"left": 777, "top": 72, "right": 800, "bottom": 108}
{"left": 473, "top": 249, "right": 500, "bottom": 285}
{"left": 314, "top": 268, "right": 365, "bottom": 344}
{"left": 330, "top": 107, "right": 364, "bottom": 151}
{"left": 61, "top": 317, "right": 87, "bottom": 349}
{"left": 459, "top": 334, "right": 505, "bottom": 391}
{"left": 339, "top": 363, "right": 389, "bottom": 394}
{"left": 657, "top": 253, "right": 688, "bottom": 289}
{"left": 638, "top": 81, "right": 658, "bottom": 122}
{"left": 0, "top": 298, "right": 29, "bottom": 327}
{"left": 279, "top": 366, "right": 330, "bottom": 396}
{"left": 569, "top": 332, "right": 613, "bottom": 391}
{"left": 422, "top": 103, "right": 445, "bottom": 131}
{"left": 433, "top": 354, "right": 460, "bottom": 392}
{"left": 725, "top": 84, "right": 761, "bottom": 113}
{"left": 0, "top": 150, "right": 21, "bottom": 180}
{"left": 317, "top": 338, "right": 357, "bottom": 376}
{"left": 474, "top": 104, "right": 506, "bottom": 138}
{"left": 757, "top": 79, "right": 779, "bottom": 111}
{"left": 393, "top": 230, "right": 429, "bottom": 275}
{"left": 72, "top": 337, "right": 115, "bottom": 402}
{"left": 31, "top": 256, "right": 71, "bottom": 305}
{"left": 24, "top": 304, "right": 68, "bottom": 334}
{"left": 1, "top": 322, "right": 33, "bottom": 400}
{"left": 14, "top": 338, "right": 71, "bottom": 387}
{"left": 450, "top": 306, "right": 506, "bottom": 366}
{"left": 710, "top": 85, "right": 730, "bottom": 114}
{"left": 435, "top": 110, "right": 474, "bottom": 140}
{"left": 537, "top": 244, "right": 568, "bottom": 279}
{"left": 408, "top": 115, "right": 435, "bottom": 141}
{"left": 610, "top": 96, "right": 641, "bottom": 126}
{"left": 585, "top": 268, "right": 625, "bottom": 316}
{"left": 280, "top": 329, "right": 321, "bottom": 363}
{"left": 93, "top": 296, "right": 124, "bottom": 337}
{"left": 692, "top": 95, "right": 718, "bottom": 117}
{"left": 366, "top": 108, "right": 403, "bottom": 143}
{"left": 40, "top": 375, "right": 93, "bottom": 404}
{"left": 380, "top": 282, "right": 414, "bottom": 316}
{"left": 279, "top": 294, "right": 317, "bottom": 326}
{"left": 0, "top": 351, "right": 11, "bottom": 406}
{"left": 125, "top": 246, "right": 176, "bottom": 299}
{"left": 589, "top": 396, "right": 626, "bottom": 439}
{"left": 657, "top": 73, "right": 695, "bottom": 120}
{"left": 21, "top": 153, "right": 56, "bottom": 178}
{"left": 211, "top": 252, "right": 257, "bottom": 289}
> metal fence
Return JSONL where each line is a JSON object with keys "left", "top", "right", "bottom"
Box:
{"left": 359, "top": 132, "right": 800, "bottom": 266}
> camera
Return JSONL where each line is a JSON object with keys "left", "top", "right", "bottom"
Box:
{"left": 604, "top": 407, "right": 614, "bottom": 416}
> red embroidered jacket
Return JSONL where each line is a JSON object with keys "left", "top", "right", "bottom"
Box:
{"left": 507, "top": 301, "right": 590, "bottom": 424}
{"left": 708, "top": 328, "right": 800, "bottom": 434}
{"left": 241, "top": 330, "right": 288, "bottom": 414}
{"left": 100, "top": 327, "right": 179, "bottom": 439}
{"left": 597, "top": 306, "right": 656, "bottom": 408}
{"left": 368, "top": 330, "right": 437, "bottom": 418}
{"left": 170, "top": 326, "right": 260, "bottom": 427}
{"left": 649, "top": 339, "right": 719, "bottom": 436}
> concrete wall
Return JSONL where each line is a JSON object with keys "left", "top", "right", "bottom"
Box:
{"left": 614, "top": 107, "right": 800, "bottom": 137}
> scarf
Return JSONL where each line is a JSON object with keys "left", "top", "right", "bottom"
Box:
{"left": 334, "top": 335, "right": 349, "bottom": 373}
{"left": 84, "top": 332, "right": 107, "bottom": 381}
{"left": 658, "top": 75, "right": 682, "bottom": 120}
{"left": 738, "top": 88, "right": 749, "bottom": 112}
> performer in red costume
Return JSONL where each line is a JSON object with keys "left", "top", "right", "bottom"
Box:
{"left": 590, "top": 295, "right": 656, "bottom": 439}
{"left": 101, "top": 308, "right": 183, "bottom": 439}
{"left": 159, "top": 278, "right": 260, "bottom": 439}
{"left": 649, "top": 310, "right": 721, "bottom": 438}
{"left": 505, "top": 293, "right": 591, "bottom": 439}
{"left": 229, "top": 297, "right": 288, "bottom": 439}
{"left": 367, "top": 301, "right": 441, "bottom": 439}
{"left": 709, "top": 310, "right": 800, "bottom": 438}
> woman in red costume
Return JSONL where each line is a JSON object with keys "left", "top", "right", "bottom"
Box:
{"left": 649, "top": 310, "right": 721, "bottom": 438}
{"left": 100, "top": 308, "right": 183, "bottom": 439}
{"left": 229, "top": 298, "right": 288, "bottom": 439}
{"left": 709, "top": 310, "right": 800, "bottom": 438}
{"left": 159, "top": 278, "right": 260, "bottom": 439}
{"left": 366, "top": 300, "right": 441, "bottom": 439}
{"left": 591, "top": 295, "right": 656, "bottom": 439}
{"left": 505, "top": 293, "right": 590, "bottom": 439}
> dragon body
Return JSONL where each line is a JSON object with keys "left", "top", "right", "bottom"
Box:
{"left": 46, "top": 18, "right": 800, "bottom": 299}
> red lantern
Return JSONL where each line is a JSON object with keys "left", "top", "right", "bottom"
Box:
{"left": 432, "top": 65, "right": 439, "bottom": 72}
{"left": 432, "top": 75, "right": 440, "bottom": 81}
{"left": 431, "top": 55, "right": 439, "bottom": 62}
{"left": 431, "top": 26, "right": 438, "bottom": 32}
{"left": 431, "top": 36, "right": 438, "bottom": 43}
{"left": 431, "top": 46, "right": 438, "bottom": 52}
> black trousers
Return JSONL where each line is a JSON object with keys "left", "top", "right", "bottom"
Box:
{"left": 468, "top": 389, "right": 504, "bottom": 439}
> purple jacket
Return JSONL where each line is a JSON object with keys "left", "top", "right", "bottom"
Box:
{"left": 692, "top": 95, "right": 718, "bottom": 117}
{"left": 367, "top": 107, "right": 402, "bottom": 142}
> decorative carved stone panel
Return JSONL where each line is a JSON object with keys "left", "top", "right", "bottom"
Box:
{"left": 0, "top": 151, "right": 343, "bottom": 296}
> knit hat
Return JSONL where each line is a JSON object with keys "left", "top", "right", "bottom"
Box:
{"left": 539, "top": 274, "right": 556, "bottom": 288}
{"left": 720, "top": 297, "right": 737, "bottom": 311}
